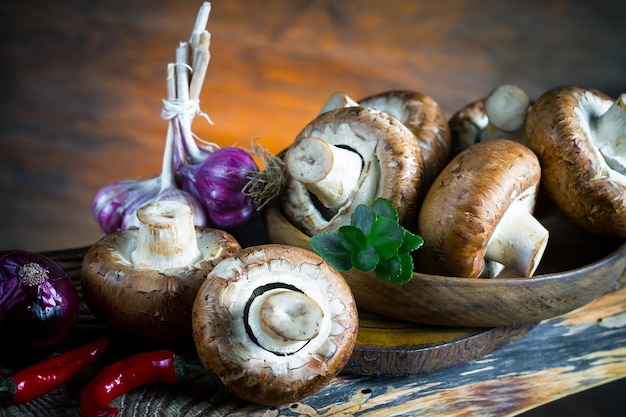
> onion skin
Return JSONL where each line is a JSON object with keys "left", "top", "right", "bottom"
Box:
{"left": 0, "top": 250, "right": 79, "bottom": 352}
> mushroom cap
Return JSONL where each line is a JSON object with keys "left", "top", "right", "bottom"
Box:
{"left": 417, "top": 139, "right": 542, "bottom": 277}
{"left": 281, "top": 106, "right": 424, "bottom": 236}
{"left": 80, "top": 227, "right": 241, "bottom": 343}
{"left": 358, "top": 90, "right": 451, "bottom": 187}
{"left": 525, "top": 85, "right": 626, "bottom": 237}
{"left": 191, "top": 244, "right": 358, "bottom": 406}
{"left": 448, "top": 98, "right": 488, "bottom": 156}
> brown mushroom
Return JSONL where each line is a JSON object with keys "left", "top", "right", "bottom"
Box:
{"left": 358, "top": 90, "right": 451, "bottom": 188}
{"left": 281, "top": 106, "right": 424, "bottom": 236}
{"left": 81, "top": 200, "right": 241, "bottom": 343}
{"left": 418, "top": 139, "right": 549, "bottom": 278}
{"left": 525, "top": 85, "right": 626, "bottom": 237}
{"left": 192, "top": 244, "right": 358, "bottom": 406}
{"left": 449, "top": 84, "right": 531, "bottom": 155}
{"left": 318, "top": 90, "right": 451, "bottom": 189}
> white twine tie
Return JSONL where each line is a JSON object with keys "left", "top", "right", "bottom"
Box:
{"left": 161, "top": 98, "right": 214, "bottom": 125}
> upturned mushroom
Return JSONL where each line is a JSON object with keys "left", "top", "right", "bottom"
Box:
{"left": 418, "top": 139, "right": 549, "bottom": 278}
{"left": 358, "top": 90, "right": 451, "bottom": 187}
{"left": 281, "top": 106, "right": 424, "bottom": 236}
{"left": 525, "top": 85, "right": 626, "bottom": 237}
{"left": 192, "top": 244, "right": 358, "bottom": 405}
{"left": 448, "top": 84, "right": 531, "bottom": 155}
{"left": 81, "top": 200, "right": 241, "bottom": 343}
{"left": 318, "top": 90, "right": 451, "bottom": 189}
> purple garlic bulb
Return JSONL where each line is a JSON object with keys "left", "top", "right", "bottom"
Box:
{"left": 181, "top": 147, "right": 259, "bottom": 228}
{"left": 92, "top": 176, "right": 161, "bottom": 234}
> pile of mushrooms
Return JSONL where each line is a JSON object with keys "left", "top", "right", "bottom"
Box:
{"left": 272, "top": 84, "right": 626, "bottom": 282}
{"left": 275, "top": 86, "right": 552, "bottom": 279}
{"left": 414, "top": 84, "right": 626, "bottom": 277}
{"left": 81, "top": 200, "right": 242, "bottom": 343}
{"left": 82, "top": 200, "right": 359, "bottom": 405}
{"left": 80, "top": 83, "right": 626, "bottom": 405}
{"left": 281, "top": 89, "right": 450, "bottom": 236}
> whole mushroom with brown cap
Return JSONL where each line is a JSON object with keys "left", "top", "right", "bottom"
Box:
{"left": 280, "top": 105, "right": 424, "bottom": 236}
{"left": 418, "top": 139, "right": 549, "bottom": 278}
{"left": 81, "top": 200, "right": 241, "bottom": 343}
{"left": 448, "top": 84, "right": 531, "bottom": 155}
{"left": 192, "top": 244, "right": 358, "bottom": 406}
{"left": 319, "top": 90, "right": 451, "bottom": 188}
{"left": 525, "top": 85, "right": 626, "bottom": 237}
{"left": 359, "top": 90, "right": 451, "bottom": 187}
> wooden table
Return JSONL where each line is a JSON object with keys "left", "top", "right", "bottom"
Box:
{"left": 0, "top": 246, "right": 624, "bottom": 416}
{"left": 0, "top": 248, "right": 626, "bottom": 417}
{"left": 1, "top": 1, "right": 625, "bottom": 415}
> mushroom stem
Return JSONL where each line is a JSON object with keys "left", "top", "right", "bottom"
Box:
{"left": 485, "top": 203, "right": 549, "bottom": 277}
{"left": 261, "top": 290, "right": 322, "bottom": 341}
{"left": 248, "top": 288, "right": 324, "bottom": 354}
{"left": 285, "top": 136, "right": 362, "bottom": 208}
{"left": 483, "top": 84, "right": 530, "bottom": 142}
{"left": 131, "top": 201, "right": 201, "bottom": 270}
{"left": 594, "top": 93, "right": 626, "bottom": 176}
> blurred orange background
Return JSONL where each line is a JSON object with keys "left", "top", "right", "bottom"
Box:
{"left": 1, "top": 0, "right": 624, "bottom": 251}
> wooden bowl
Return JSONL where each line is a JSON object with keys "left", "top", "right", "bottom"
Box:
{"left": 265, "top": 205, "right": 626, "bottom": 327}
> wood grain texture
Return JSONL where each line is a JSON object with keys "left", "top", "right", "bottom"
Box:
{"left": 1, "top": 246, "right": 625, "bottom": 417}
{"left": 346, "top": 312, "right": 534, "bottom": 376}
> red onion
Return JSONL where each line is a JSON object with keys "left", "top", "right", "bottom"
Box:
{"left": 0, "top": 250, "right": 79, "bottom": 352}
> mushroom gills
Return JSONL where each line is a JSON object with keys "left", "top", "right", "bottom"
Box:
{"left": 308, "top": 144, "right": 365, "bottom": 221}
{"left": 245, "top": 284, "right": 324, "bottom": 355}
{"left": 358, "top": 94, "right": 411, "bottom": 124}
{"left": 586, "top": 92, "right": 626, "bottom": 178}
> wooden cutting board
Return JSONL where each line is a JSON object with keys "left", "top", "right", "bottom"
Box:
{"left": 347, "top": 310, "right": 533, "bottom": 376}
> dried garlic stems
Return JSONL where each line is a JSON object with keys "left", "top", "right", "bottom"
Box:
{"left": 162, "top": 2, "right": 213, "bottom": 165}
{"left": 190, "top": 31, "right": 211, "bottom": 101}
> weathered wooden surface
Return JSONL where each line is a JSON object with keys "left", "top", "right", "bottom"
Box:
{"left": 346, "top": 311, "right": 534, "bottom": 376}
{"left": 0, "top": 246, "right": 625, "bottom": 416}
{"left": 1, "top": 0, "right": 625, "bottom": 252}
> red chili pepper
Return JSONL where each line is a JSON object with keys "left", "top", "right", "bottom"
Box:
{"left": 80, "top": 349, "right": 192, "bottom": 417}
{"left": 0, "top": 336, "right": 110, "bottom": 404}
